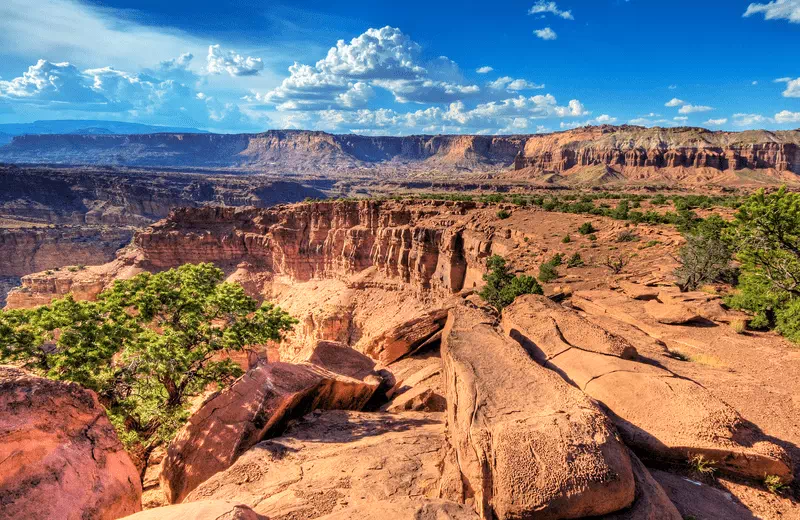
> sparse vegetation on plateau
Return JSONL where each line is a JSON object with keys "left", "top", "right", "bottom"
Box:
{"left": 479, "top": 255, "right": 542, "bottom": 311}
{"left": 497, "top": 209, "right": 511, "bottom": 220}
{"left": 688, "top": 454, "right": 717, "bottom": 478}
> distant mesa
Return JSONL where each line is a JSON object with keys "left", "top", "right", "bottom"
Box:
{"left": 0, "top": 124, "right": 797, "bottom": 186}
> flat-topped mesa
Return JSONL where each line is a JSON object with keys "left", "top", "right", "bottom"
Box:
{"left": 514, "top": 125, "right": 800, "bottom": 174}
{"left": 134, "top": 200, "right": 490, "bottom": 297}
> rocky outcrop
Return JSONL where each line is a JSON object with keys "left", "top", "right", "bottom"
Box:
{"left": 119, "top": 501, "right": 262, "bottom": 520}
{"left": 134, "top": 200, "right": 491, "bottom": 297}
{"left": 502, "top": 295, "right": 793, "bottom": 483}
{"left": 0, "top": 226, "right": 133, "bottom": 277}
{"left": 160, "top": 361, "right": 380, "bottom": 504}
{"left": 185, "top": 410, "right": 467, "bottom": 517}
{"left": 0, "top": 366, "right": 142, "bottom": 520}
{"left": 441, "top": 304, "right": 636, "bottom": 520}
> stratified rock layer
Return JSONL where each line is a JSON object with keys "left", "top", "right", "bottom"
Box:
{"left": 441, "top": 304, "right": 636, "bottom": 520}
{"left": 0, "top": 366, "right": 142, "bottom": 520}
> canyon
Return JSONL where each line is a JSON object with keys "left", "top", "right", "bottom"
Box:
{"left": 3, "top": 199, "right": 799, "bottom": 520}
{"left": 1, "top": 126, "right": 799, "bottom": 184}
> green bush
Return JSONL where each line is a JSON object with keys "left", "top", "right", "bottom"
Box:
{"left": 567, "top": 253, "right": 584, "bottom": 268}
{"left": 479, "top": 255, "right": 542, "bottom": 311}
{"left": 616, "top": 230, "right": 639, "bottom": 242}
{"left": 578, "top": 222, "right": 596, "bottom": 235}
{"left": 588, "top": 233, "right": 598, "bottom": 241}
{"left": 497, "top": 209, "right": 511, "bottom": 220}
{"left": 562, "top": 234, "right": 571, "bottom": 243}
{"left": 538, "top": 262, "right": 559, "bottom": 282}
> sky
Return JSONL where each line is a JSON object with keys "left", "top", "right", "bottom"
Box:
{"left": 0, "top": 0, "right": 799, "bottom": 135}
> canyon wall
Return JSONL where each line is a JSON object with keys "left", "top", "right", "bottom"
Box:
{"left": 2, "top": 126, "right": 799, "bottom": 179}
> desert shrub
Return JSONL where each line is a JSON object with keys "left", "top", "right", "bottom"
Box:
{"left": 479, "top": 255, "right": 542, "bottom": 311}
{"left": 616, "top": 230, "right": 639, "bottom": 243}
{"left": 578, "top": 222, "right": 596, "bottom": 235}
{"left": 673, "top": 236, "right": 732, "bottom": 292}
{"left": 538, "top": 262, "right": 559, "bottom": 282}
{"left": 562, "top": 234, "right": 571, "bottom": 244}
{"left": 0, "top": 263, "right": 297, "bottom": 473}
{"left": 548, "top": 253, "right": 564, "bottom": 266}
{"left": 567, "top": 253, "right": 584, "bottom": 268}
{"left": 588, "top": 233, "right": 598, "bottom": 241}
{"left": 497, "top": 209, "right": 511, "bottom": 220}
{"left": 730, "top": 318, "right": 747, "bottom": 334}
{"left": 651, "top": 194, "right": 668, "bottom": 205}
{"left": 688, "top": 454, "right": 717, "bottom": 478}
{"left": 764, "top": 475, "right": 788, "bottom": 494}
{"left": 603, "top": 253, "right": 633, "bottom": 274}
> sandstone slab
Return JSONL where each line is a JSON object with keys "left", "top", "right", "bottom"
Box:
{"left": 297, "top": 339, "right": 378, "bottom": 380}
{"left": 442, "top": 304, "right": 636, "bottom": 520}
{"left": 502, "top": 295, "right": 793, "bottom": 483}
{"left": 160, "top": 362, "right": 379, "bottom": 504}
{"left": 364, "top": 307, "right": 449, "bottom": 364}
{"left": 644, "top": 299, "right": 701, "bottom": 324}
{"left": 185, "top": 410, "right": 464, "bottom": 517}
{"left": 315, "top": 498, "right": 479, "bottom": 519}
{"left": 600, "top": 451, "right": 681, "bottom": 520}
{"left": 119, "top": 500, "right": 262, "bottom": 520}
{"left": 0, "top": 366, "right": 142, "bottom": 520}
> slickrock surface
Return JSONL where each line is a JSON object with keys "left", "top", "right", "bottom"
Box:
{"left": 0, "top": 366, "right": 142, "bottom": 520}
{"left": 441, "top": 304, "right": 636, "bottom": 520}
{"left": 296, "top": 340, "right": 378, "bottom": 380}
{"left": 503, "top": 295, "right": 793, "bottom": 483}
{"left": 160, "top": 362, "right": 380, "bottom": 504}
{"left": 119, "top": 500, "right": 262, "bottom": 520}
{"left": 185, "top": 410, "right": 466, "bottom": 518}
{"left": 314, "top": 498, "right": 480, "bottom": 519}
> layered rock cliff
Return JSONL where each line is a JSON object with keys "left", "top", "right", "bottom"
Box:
{"left": 2, "top": 126, "right": 800, "bottom": 181}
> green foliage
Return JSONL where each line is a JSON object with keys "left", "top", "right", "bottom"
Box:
{"left": 479, "top": 255, "right": 542, "bottom": 311}
{"left": 688, "top": 454, "right": 717, "bottom": 478}
{"left": 764, "top": 474, "right": 788, "bottom": 494}
{"left": 0, "top": 263, "right": 297, "bottom": 468}
{"left": 726, "top": 188, "right": 800, "bottom": 342}
{"left": 538, "top": 254, "right": 563, "bottom": 282}
{"left": 497, "top": 209, "right": 511, "bottom": 220}
{"left": 603, "top": 253, "right": 633, "bottom": 274}
{"left": 567, "top": 253, "right": 584, "bottom": 268}
{"left": 578, "top": 222, "right": 596, "bottom": 235}
{"left": 674, "top": 217, "right": 733, "bottom": 292}
{"left": 651, "top": 194, "right": 668, "bottom": 205}
{"left": 588, "top": 233, "right": 598, "bottom": 241}
{"left": 561, "top": 234, "right": 571, "bottom": 244}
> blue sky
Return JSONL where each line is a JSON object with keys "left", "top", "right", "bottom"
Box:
{"left": 0, "top": 0, "right": 799, "bottom": 134}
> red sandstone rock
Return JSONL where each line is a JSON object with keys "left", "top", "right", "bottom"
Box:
{"left": 119, "top": 500, "right": 262, "bottom": 520}
{"left": 160, "top": 361, "right": 380, "bottom": 504}
{"left": 0, "top": 365, "right": 142, "bottom": 520}
{"left": 502, "top": 295, "right": 793, "bottom": 483}
{"left": 442, "top": 304, "right": 636, "bottom": 520}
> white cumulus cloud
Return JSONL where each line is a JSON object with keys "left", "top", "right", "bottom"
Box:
{"left": 476, "top": 66, "right": 494, "bottom": 74}
{"left": 744, "top": 0, "right": 800, "bottom": 23}
{"left": 704, "top": 118, "right": 728, "bottom": 126}
{"left": 774, "top": 110, "right": 800, "bottom": 123}
{"left": 665, "top": 98, "right": 685, "bottom": 107}
{"left": 528, "top": 1, "right": 574, "bottom": 20}
{"left": 488, "top": 76, "right": 545, "bottom": 91}
{"left": 206, "top": 45, "right": 264, "bottom": 76}
{"left": 678, "top": 104, "right": 713, "bottom": 114}
{"left": 534, "top": 27, "right": 558, "bottom": 40}
{"left": 777, "top": 77, "right": 800, "bottom": 97}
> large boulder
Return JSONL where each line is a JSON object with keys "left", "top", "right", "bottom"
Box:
{"left": 185, "top": 410, "right": 465, "bottom": 517}
{"left": 601, "top": 451, "right": 681, "bottom": 520}
{"left": 364, "top": 308, "right": 449, "bottom": 364}
{"left": 502, "top": 295, "right": 793, "bottom": 483}
{"left": 441, "top": 304, "right": 636, "bottom": 520}
{"left": 119, "top": 500, "right": 262, "bottom": 520}
{"left": 160, "top": 362, "right": 380, "bottom": 504}
{"left": 297, "top": 339, "right": 377, "bottom": 380}
{"left": 0, "top": 366, "right": 142, "bottom": 520}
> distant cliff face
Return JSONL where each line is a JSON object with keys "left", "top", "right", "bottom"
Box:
{"left": 2, "top": 126, "right": 800, "bottom": 182}
{"left": 514, "top": 126, "right": 800, "bottom": 175}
